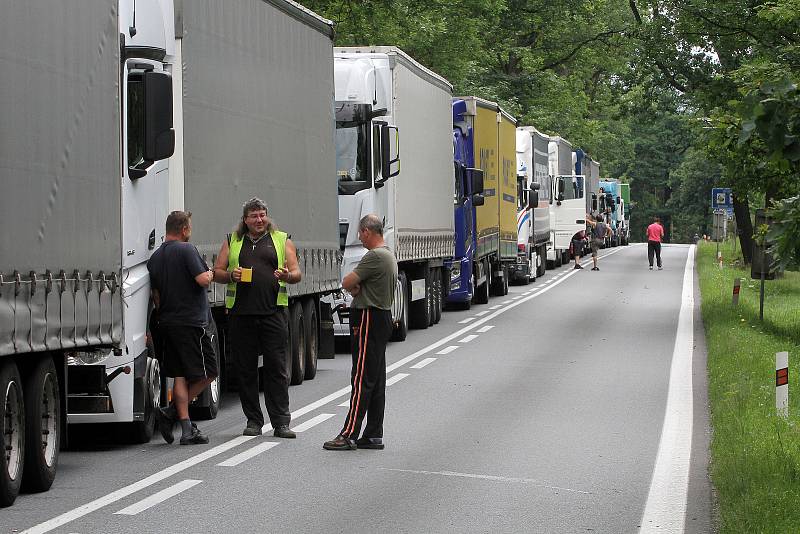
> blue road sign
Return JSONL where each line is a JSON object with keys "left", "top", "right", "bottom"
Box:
{"left": 712, "top": 187, "right": 733, "bottom": 214}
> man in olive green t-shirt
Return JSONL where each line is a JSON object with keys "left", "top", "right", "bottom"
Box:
{"left": 324, "top": 214, "right": 397, "bottom": 451}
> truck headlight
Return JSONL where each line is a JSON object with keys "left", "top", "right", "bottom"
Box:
{"left": 450, "top": 263, "right": 461, "bottom": 282}
{"left": 67, "top": 350, "right": 111, "bottom": 366}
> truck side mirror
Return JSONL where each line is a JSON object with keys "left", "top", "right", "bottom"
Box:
{"left": 472, "top": 194, "right": 485, "bottom": 206}
{"left": 468, "top": 168, "right": 484, "bottom": 194}
{"left": 143, "top": 71, "right": 175, "bottom": 163}
{"left": 380, "top": 124, "right": 400, "bottom": 181}
{"left": 528, "top": 190, "right": 539, "bottom": 209}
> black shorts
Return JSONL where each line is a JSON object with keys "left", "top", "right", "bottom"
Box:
{"left": 158, "top": 325, "right": 218, "bottom": 379}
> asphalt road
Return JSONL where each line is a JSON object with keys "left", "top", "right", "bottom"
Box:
{"left": 4, "top": 244, "right": 712, "bottom": 534}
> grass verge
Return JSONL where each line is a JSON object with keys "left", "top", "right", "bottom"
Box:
{"left": 697, "top": 241, "right": 800, "bottom": 532}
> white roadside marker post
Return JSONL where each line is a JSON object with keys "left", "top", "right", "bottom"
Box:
{"left": 732, "top": 277, "right": 741, "bottom": 306}
{"left": 776, "top": 351, "right": 789, "bottom": 418}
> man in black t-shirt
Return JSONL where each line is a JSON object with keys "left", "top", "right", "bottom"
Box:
{"left": 147, "top": 211, "right": 218, "bottom": 445}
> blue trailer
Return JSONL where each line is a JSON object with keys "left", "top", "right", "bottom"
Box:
{"left": 599, "top": 179, "right": 621, "bottom": 246}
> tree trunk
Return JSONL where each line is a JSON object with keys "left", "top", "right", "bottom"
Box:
{"left": 733, "top": 195, "right": 753, "bottom": 264}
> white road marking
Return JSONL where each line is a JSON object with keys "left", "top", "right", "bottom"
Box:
{"left": 640, "top": 245, "right": 696, "bottom": 533}
{"left": 502, "top": 300, "right": 513, "bottom": 304}
{"left": 475, "top": 310, "right": 491, "bottom": 316}
{"left": 458, "top": 334, "right": 478, "bottom": 343}
{"left": 26, "top": 246, "right": 626, "bottom": 534}
{"left": 475, "top": 325, "right": 494, "bottom": 333}
{"left": 458, "top": 317, "right": 476, "bottom": 324}
{"left": 436, "top": 345, "right": 459, "bottom": 355}
{"left": 292, "top": 413, "right": 336, "bottom": 433}
{"left": 511, "top": 296, "right": 522, "bottom": 300}
{"left": 113, "top": 479, "right": 203, "bottom": 515}
{"left": 22, "top": 435, "right": 255, "bottom": 533}
{"left": 217, "top": 442, "right": 280, "bottom": 467}
{"left": 379, "top": 468, "right": 591, "bottom": 495}
{"left": 411, "top": 357, "right": 437, "bottom": 369}
{"left": 386, "top": 373, "right": 410, "bottom": 386}
{"left": 489, "top": 305, "right": 502, "bottom": 310}
{"left": 338, "top": 399, "right": 350, "bottom": 407}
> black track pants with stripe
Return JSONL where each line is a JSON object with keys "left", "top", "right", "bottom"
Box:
{"left": 341, "top": 307, "right": 393, "bottom": 439}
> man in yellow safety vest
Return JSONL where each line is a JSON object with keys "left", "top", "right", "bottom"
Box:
{"left": 213, "top": 198, "right": 301, "bottom": 438}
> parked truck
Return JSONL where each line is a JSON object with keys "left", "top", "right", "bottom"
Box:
{"left": 446, "top": 97, "right": 517, "bottom": 305}
{"left": 0, "top": 0, "right": 177, "bottom": 505}
{"left": 619, "top": 182, "right": 631, "bottom": 245}
{"left": 599, "top": 179, "right": 622, "bottom": 246}
{"left": 332, "top": 47, "right": 454, "bottom": 340}
{"left": 547, "top": 136, "right": 585, "bottom": 267}
{"left": 513, "top": 127, "right": 552, "bottom": 282}
{"left": 171, "top": 0, "right": 340, "bottom": 387}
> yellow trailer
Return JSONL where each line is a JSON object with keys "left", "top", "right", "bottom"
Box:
{"left": 457, "top": 97, "right": 518, "bottom": 298}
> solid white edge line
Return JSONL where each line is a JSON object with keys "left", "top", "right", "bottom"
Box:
{"left": 292, "top": 413, "right": 336, "bottom": 433}
{"left": 640, "top": 245, "right": 695, "bottom": 533}
{"left": 410, "top": 357, "right": 437, "bottom": 369}
{"left": 26, "top": 246, "right": 627, "bottom": 534}
{"left": 217, "top": 442, "right": 280, "bottom": 467}
{"left": 113, "top": 479, "right": 203, "bottom": 516}
{"left": 386, "top": 373, "right": 410, "bottom": 386}
{"left": 22, "top": 435, "right": 255, "bottom": 533}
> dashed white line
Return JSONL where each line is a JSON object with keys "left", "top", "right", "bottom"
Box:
{"left": 113, "top": 479, "right": 202, "bottom": 515}
{"left": 475, "top": 325, "right": 494, "bottom": 333}
{"left": 459, "top": 334, "right": 478, "bottom": 343}
{"left": 436, "top": 345, "right": 459, "bottom": 355}
{"left": 489, "top": 305, "right": 502, "bottom": 310}
{"left": 502, "top": 300, "right": 513, "bottom": 304}
{"left": 411, "top": 357, "right": 437, "bottom": 369}
{"left": 292, "top": 413, "right": 336, "bottom": 433}
{"left": 475, "top": 310, "right": 491, "bottom": 316}
{"left": 338, "top": 399, "right": 350, "bottom": 407}
{"left": 386, "top": 373, "right": 410, "bottom": 386}
{"left": 458, "top": 317, "right": 476, "bottom": 324}
{"left": 217, "top": 442, "right": 280, "bottom": 467}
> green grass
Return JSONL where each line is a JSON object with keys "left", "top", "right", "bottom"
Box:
{"left": 697, "top": 241, "right": 800, "bottom": 533}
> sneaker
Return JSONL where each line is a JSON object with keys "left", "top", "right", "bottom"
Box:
{"left": 273, "top": 425, "right": 296, "bottom": 439}
{"left": 323, "top": 434, "right": 356, "bottom": 450}
{"left": 649, "top": 266, "right": 653, "bottom": 270}
{"left": 355, "top": 437, "right": 384, "bottom": 450}
{"left": 574, "top": 264, "right": 583, "bottom": 270}
{"left": 180, "top": 427, "right": 209, "bottom": 445}
{"left": 243, "top": 421, "right": 263, "bottom": 436}
{"left": 591, "top": 267, "right": 599, "bottom": 271}
{"left": 658, "top": 266, "right": 663, "bottom": 270}
{"left": 156, "top": 406, "right": 176, "bottom": 444}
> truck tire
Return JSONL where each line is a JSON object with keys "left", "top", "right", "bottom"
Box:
{"left": 131, "top": 355, "right": 160, "bottom": 444}
{"left": 554, "top": 251, "right": 562, "bottom": 267}
{"left": 490, "top": 264, "right": 505, "bottom": 296}
{"left": 409, "top": 273, "right": 431, "bottom": 330}
{"left": 289, "top": 301, "right": 305, "bottom": 385}
{"left": 190, "top": 316, "right": 222, "bottom": 420}
{"left": 474, "top": 260, "right": 490, "bottom": 304}
{"left": 0, "top": 361, "right": 24, "bottom": 507}
{"left": 302, "top": 298, "right": 318, "bottom": 380}
{"left": 501, "top": 266, "right": 509, "bottom": 295}
{"left": 22, "top": 357, "right": 59, "bottom": 493}
{"left": 390, "top": 272, "right": 409, "bottom": 341}
{"left": 536, "top": 246, "right": 547, "bottom": 277}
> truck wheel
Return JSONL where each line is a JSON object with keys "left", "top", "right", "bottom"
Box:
{"left": 390, "top": 272, "right": 409, "bottom": 341}
{"left": 490, "top": 264, "right": 504, "bottom": 296}
{"left": 22, "top": 357, "right": 59, "bottom": 493}
{"left": 302, "top": 298, "right": 318, "bottom": 380}
{"left": 554, "top": 251, "right": 562, "bottom": 267}
{"left": 409, "top": 273, "right": 431, "bottom": 329}
{"left": 537, "top": 246, "right": 547, "bottom": 277}
{"left": 131, "top": 355, "right": 160, "bottom": 444}
{"left": 289, "top": 301, "right": 306, "bottom": 385}
{"left": 0, "top": 361, "right": 24, "bottom": 507}
{"left": 501, "top": 267, "right": 509, "bottom": 295}
{"left": 474, "top": 260, "right": 490, "bottom": 304}
{"left": 190, "top": 316, "right": 222, "bottom": 420}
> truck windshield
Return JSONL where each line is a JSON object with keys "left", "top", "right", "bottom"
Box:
{"left": 336, "top": 103, "right": 371, "bottom": 194}
{"left": 558, "top": 176, "right": 584, "bottom": 200}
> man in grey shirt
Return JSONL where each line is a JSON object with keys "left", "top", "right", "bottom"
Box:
{"left": 324, "top": 214, "right": 398, "bottom": 451}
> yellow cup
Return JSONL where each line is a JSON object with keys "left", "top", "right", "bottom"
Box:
{"left": 240, "top": 267, "right": 253, "bottom": 283}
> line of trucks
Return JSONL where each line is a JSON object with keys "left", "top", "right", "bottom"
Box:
{"left": 0, "top": 0, "right": 631, "bottom": 506}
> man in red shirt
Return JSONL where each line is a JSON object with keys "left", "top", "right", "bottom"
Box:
{"left": 646, "top": 217, "right": 665, "bottom": 270}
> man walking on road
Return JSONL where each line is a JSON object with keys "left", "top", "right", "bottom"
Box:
{"left": 148, "top": 211, "right": 218, "bottom": 445}
{"left": 647, "top": 216, "right": 665, "bottom": 270}
{"left": 213, "top": 198, "right": 302, "bottom": 438}
{"left": 585, "top": 213, "right": 611, "bottom": 271}
{"left": 324, "top": 214, "right": 398, "bottom": 451}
